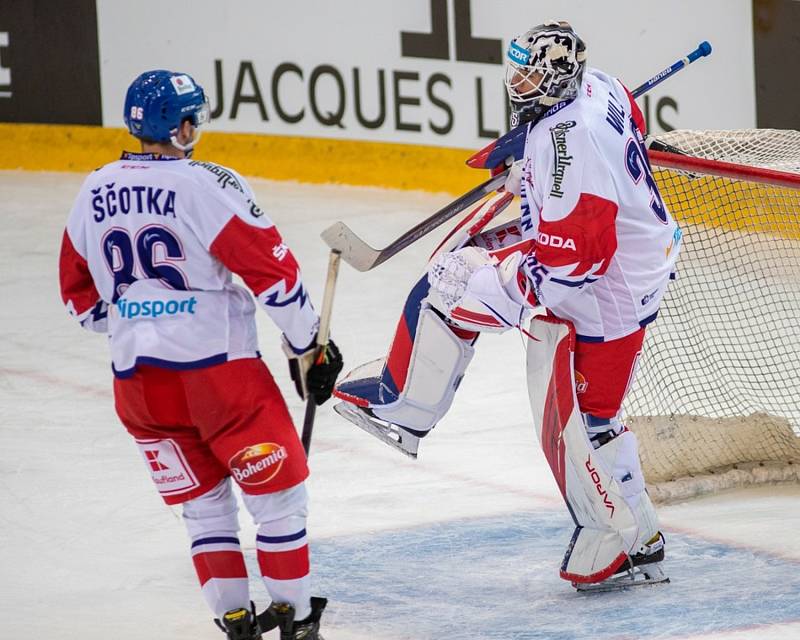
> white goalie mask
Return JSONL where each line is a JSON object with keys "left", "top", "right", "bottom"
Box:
{"left": 505, "top": 21, "right": 587, "bottom": 127}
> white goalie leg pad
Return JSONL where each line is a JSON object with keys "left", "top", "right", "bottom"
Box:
{"left": 371, "top": 307, "right": 475, "bottom": 432}
{"left": 593, "top": 429, "right": 660, "bottom": 555}
{"left": 525, "top": 316, "right": 649, "bottom": 584}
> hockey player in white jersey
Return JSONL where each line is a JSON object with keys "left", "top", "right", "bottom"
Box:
{"left": 59, "top": 70, "right": 342, "bottom": 639}
{"left": 332, "top": 21, "right": 678, "bottom": 590}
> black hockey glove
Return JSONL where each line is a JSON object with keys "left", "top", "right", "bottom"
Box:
{"left": 283, "top": 337, "right": 343, "bottom": 405}
{"left": 307, "top": 340, "right": 343, "bottom": 405}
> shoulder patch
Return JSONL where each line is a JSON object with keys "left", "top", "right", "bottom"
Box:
{"left": 188, "top": 160, "right": 245, "bottom": 194}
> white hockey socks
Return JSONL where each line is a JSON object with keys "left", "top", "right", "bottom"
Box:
{"left": 243, "top": 484, "right": 312, "bottom": 621}
{"left": 182, "top": 480, "right": 250, "bottom": 618}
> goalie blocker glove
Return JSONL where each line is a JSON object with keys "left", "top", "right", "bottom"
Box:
{"left": 284, "top": 337, "right": 344, "bottom": 405}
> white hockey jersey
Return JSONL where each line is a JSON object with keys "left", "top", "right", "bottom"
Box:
{"left": 519, "top": 68, "right": 681, "bottom": 342}
{"left": 59, "top": 152, "right": 319, "bottom": 377}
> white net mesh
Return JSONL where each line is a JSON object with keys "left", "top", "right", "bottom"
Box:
{"left": 656, "top": 129, "right": 800, "bottom": 173}
{"left": 625, "top": 129, "right": 800, "bottom": 501}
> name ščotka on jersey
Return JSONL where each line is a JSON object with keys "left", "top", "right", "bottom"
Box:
{"left": 549, "top": 120, "right": 577, "bottom": 199}
{"left": 91, "top": 183, "right": 176, "bottom": 222}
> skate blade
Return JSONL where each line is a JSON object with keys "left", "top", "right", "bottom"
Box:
{"left": 334, "top": 402, "right": 420, "bottom": 459}
{"left": 574, "top": 562, "right": 669, "bottom": 593}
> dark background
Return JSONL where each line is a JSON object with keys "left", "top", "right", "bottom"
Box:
{"left": 753, "top": 0, "right": 800, "bottom": 128}
{"left": 0, "top": 0, "right": 102, "bottom": 124}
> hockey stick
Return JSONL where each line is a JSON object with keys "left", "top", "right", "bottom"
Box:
{"left": 320, "top": 171, "right": 507, "bottom": 272}
{"left": 322, "top": 41, "right": 712, "bottom": 271}
{"left": 301, "top": 249, "right": 342, "bottom": 455}
{"left": 467, "top": 41, "right": 713, "bottom": 171}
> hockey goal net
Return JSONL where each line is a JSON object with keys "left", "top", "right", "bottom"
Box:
{"left": 626, "top": 129, "right": 800, "bottom": 502}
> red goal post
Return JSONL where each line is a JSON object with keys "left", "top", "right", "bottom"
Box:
{"left": 626, "top": 129, "right": 800, "bottom": 502}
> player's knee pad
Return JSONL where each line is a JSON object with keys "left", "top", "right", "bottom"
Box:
{"left": 241, "top": 482, "right": 308, "bottom": 526}
{"left": 369, "top": 307, "right": 475, "bottom": 433}
{"left": 182, "top": 478, "right": 240, "bottom": 539}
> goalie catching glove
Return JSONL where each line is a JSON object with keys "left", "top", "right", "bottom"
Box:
{"left": 427, "top": 246, "right": 538, "bottom": 333}
{"left": 283, "top": 337, "right": 344, "bottom": 405}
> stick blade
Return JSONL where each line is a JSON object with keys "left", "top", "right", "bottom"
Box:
{"left": 321, "top": 221, "right": 382, "bottom": 272}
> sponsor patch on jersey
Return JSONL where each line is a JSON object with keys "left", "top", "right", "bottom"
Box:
{"left": 640, "top": 289, "right": 659, "bottom": 306}
{"left": 170, "top": 74, "right": 196, "bottom": 95}
{"left": 666, "top": 226, "right": 683, "bottom": 257}
{"left": 116, "top": 296, "right": 197, "bottom": 319}
{"left": 188, "top": 160, "right": 245, "bottom": 193}
{"left": 542, "top": 99, "right": 571, "bottom": 120}
{"left": 538, "top": 232, "right": 576, "bottom": 251}
{"left": 548, "top": 121, "right": 576, "bottom": 199}
{"left": 229, "top": 443, "right": 288, "bottom": 486}
{"left": 135, "top": 438, "right": 200, "bottom": 496}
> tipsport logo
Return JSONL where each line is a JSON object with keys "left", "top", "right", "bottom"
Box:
{"left": 116, "top": 296, "right": 197, "bottom": 319}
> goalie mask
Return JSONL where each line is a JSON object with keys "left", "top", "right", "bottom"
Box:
{"left": 505, "top": 21, "right": 587, "bottom": 127}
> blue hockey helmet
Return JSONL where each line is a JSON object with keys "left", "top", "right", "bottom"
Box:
{"left": 505, "top": 21, "right": 587, "bottom": 126}
{"left": 123, "top": 70, "right": 210, "bottom": 151}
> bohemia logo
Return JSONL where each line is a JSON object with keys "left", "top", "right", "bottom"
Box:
{"left": 229, "top": 443, "right": 287, "bottom": 486}
{"left": 574, "top": 370, "right": 588, "bottom": 394}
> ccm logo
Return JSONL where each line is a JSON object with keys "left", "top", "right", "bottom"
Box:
{"left": 538, "top": 232, "right": 576, "bottom": 250}
{"left": 585, "top": 456, "right": 615, "bottom": 517}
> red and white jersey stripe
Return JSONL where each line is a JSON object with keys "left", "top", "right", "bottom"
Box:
{"left": 519, "top": 68, "right": 681, "bottom": 342}
{"left": 59, "top": 153, "right": 318, "bottom": 376}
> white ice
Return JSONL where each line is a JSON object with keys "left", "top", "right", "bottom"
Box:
{"left": 1, "top": 171, "right": 799, "bottom": 640}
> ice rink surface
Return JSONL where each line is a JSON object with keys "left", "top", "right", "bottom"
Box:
{"left": 1, "top": 171, "right": 799, "bottom": 639}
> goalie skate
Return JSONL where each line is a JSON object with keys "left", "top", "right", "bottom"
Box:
{"left": 333, "top": 401, "right": 420, "bottom": 459}
{"left": 573, "top": 533, "right": 669, "bottom": 593}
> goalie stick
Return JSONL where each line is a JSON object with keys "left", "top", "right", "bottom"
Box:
{"left": 467, "top": 41, "right": 712, "bottom": 172}
{"left": 320, "top": 171, "right": 508, "bottom": 272}
{"left": 322, "top": 41, "right": 712, "bottom": 271}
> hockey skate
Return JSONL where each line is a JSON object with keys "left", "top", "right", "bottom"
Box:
{"left": 334, "top": 401, "right": 421, "bottom": 458}
{"left": 279, "top": 597, "right": 327, "bottom": 640}
{"left": 573, "top": 532, "right": 669, "bottom": 593}
{"left": 216, "top": 602, "right": 294, "bottom": 640}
